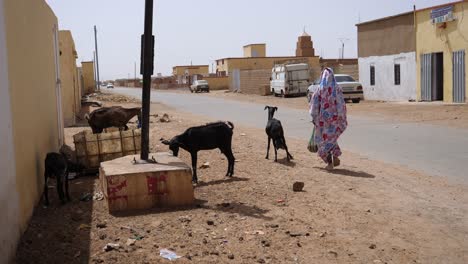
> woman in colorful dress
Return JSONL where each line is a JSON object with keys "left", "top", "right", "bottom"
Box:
{"left": 310, "top": 67, "right": 347, "bottom": 169}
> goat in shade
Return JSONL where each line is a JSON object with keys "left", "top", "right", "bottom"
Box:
{"left": 43, "top": 152, "right": 70, "bottom": 206}
{"left": 264, "top": 106, "right": 293, "bottom": 162}
{"left": 161, "top": 121, "right": 235, "bottom": 183}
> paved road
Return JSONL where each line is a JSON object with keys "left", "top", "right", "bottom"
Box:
{"left": 109, "top": 87, "right": 468, "bottom": 183}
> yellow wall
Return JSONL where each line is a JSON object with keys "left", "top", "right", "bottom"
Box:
{"left": 59, "top": 30, "right": 80, "bottom": 126}
{"left": 82, "top": 61, "right": 95, "bottom": 94}
{"left": 201, "top": 76, "right": 229, "bottom": 90}
{"left": 2, "top": 0, "right": 61, "bottom": 260}
{"left": 416, "top": 1, "right": 468, "bottom": 102}
{"left": 217, "top": 56, "right": 320, "bottom": 75}
{"left": 243, "top": 44, "right": 266, "bottom": 57}
{"left": 172, "top": 65, "right": 209, "bottom": 76}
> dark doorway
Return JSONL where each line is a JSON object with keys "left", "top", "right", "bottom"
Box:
{"left": 431, "top": 52, "right": 444, "bottom": 101}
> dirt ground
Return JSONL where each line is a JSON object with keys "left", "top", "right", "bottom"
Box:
{"left": 15, "top": 93, "right": 468, "bottom": 264}
{"left": 201, "top": 90, "right": 468, "bottom": 129}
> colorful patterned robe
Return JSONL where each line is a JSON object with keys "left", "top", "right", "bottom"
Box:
{"left": 310, "top": 68, "right": 348, "bottom": 163}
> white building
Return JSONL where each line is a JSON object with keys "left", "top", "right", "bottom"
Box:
{"left": 356, "top": 11, "right": 416, "bottom": 101}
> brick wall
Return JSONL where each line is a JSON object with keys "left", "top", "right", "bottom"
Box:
{"left": 239, "top": 69, "right": 272, "bottom": 96}
{"left": 200, "top": 76, "right": 228, "bottom": 90}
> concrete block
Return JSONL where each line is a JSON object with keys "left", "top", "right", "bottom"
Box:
{"left": 100, "top": 152, "right": 194, "bottom": 213}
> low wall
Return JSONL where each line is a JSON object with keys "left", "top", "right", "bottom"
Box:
{"left": 201, "top": 76, "right": 229, "bottom": 90}
{"left": 239, "top": 69, "right": 272, "bottom": 96}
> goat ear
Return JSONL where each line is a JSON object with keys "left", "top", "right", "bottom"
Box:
{"left": 274, "top": 107, "right": 278, "bottom": 111}
{"left": 264, "top": 106, "right": 269, "bottom": 111}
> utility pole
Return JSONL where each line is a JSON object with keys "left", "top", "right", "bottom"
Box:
{"left": 94, "top": 25, "right": 101, "bottom": 91}
{"left": 139, "top": 0, "right": 155, "bottom": 161}
{"left": 134, "top": 61, "right": 137, "bottom": 81}
{"left": 338, "top": 38, "right": 349, "bottom": 59}
{"left": 93, "top": 51, "right": 97, "bottom": 91}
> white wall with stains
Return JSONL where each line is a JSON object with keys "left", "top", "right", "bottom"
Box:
{"left": 359, "top": 52, "right": 416, "bottom": 101}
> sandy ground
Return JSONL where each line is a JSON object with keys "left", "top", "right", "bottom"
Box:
{"left": 15, "top": 93, "right": 468, "bottom": 264}
{"left": 200, "top": 90, "right": 468, "bottom": 129}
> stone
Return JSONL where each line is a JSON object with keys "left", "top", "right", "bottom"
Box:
{"left": 293, "top": 182, "right": 305, "bottom": 192}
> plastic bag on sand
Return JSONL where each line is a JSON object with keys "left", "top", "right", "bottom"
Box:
{"left": 160, "top": 249, "right": 181, "bottom": 261}
{"left": 307, "top": 126, "right": 318, "bottom": 153}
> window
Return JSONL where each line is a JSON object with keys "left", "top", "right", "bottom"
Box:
{"left": 335, "top": 75, "right": 356, "bottom": 83}
{"left": 370, "top": 66, "right": 375, "bottom": 86}
{"left": 394, "top": 64, "right": 401, "bottom": 85}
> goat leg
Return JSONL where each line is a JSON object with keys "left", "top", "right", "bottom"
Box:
{"left": 191, "top": 152, "right": 198, "bottom": 183}
{"left": 56, "top": 174, "right": 65, "bottom": 204}
{"left": 273, "top": 141, "right": 278, "bottom": 162}
{"left": 265, "top": 137, "right": 271, "bottom": 159}
{"left": 283, "top": 136, "right": 294, "bottom": 161}
{"left": 43, "top": 169, "right": 50, "bottom": 206}
{"left": 65, "top": 169, "right": 71, "bottom": 202}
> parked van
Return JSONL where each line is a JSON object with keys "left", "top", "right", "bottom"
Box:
{"left": 270, "top": 63, "right": 310, "bottom": 97}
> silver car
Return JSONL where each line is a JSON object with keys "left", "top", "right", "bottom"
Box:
{"left": 307, "top": 74, "right": 364, "bottom": 103}
{"left": 190, "top": 80, "right": 210, "bottom": 93}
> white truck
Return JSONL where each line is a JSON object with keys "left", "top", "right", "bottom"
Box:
{"left": 270, "top": 63, "right": 310, "bottom": 97}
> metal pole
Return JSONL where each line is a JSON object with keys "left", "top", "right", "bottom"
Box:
{"left": 134, "top": 61, "right": 137, "bottom": 81}
{"left": 342, "top": 42, "right": 344, "bottom": 59}
{"left": 140, "top": 0, "right": 154, "bottom": 161}
{"left": 94, "top": 25, "right": 101, "bottom": 91}
{"left": 93, "top": 51, "right": 97, "bottom": 91}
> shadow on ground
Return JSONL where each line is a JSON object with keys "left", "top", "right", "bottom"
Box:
{"left": 15, "top": 176, "right": 96, "bottom": 264}
{"left": 316, "top": 167, "right": 376, "bottom": 179}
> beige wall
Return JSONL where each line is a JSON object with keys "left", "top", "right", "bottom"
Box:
{"left": 239, "top": 69, "right": 272, "bottom": 95}
{"left": 217, "top": 56, "right": 320, "bottom": 75}
{"left": 172, "top": 65, "right": 209, "bottom": 76}
{"left": 243, "top": 44, "right": 266, "bottom": 57}
{"left": 82, "top": 61, "right": 95, "bottom": 94}
{"left": 416, "top": 1, "right": 468, "bottom": 102}
{"left": 59, "top": 30, "right": 80, "bottom": 127}
{"left": 357, "top": 12, "right": 415, "bottom": 57}
{"left": 1, "top": 0, "right": 62, "bottom": 261}
{"left": 201, "top": 76, "right": 229, "bottom": 90}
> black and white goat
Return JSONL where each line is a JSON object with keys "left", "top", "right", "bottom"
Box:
{"left": 264, "top": 106, "right": 293, "bottom": 162}
{"left": 43, "top": 152, "right": 70, "bottom": 206}
{"left": 161, "top": 121, "right": 235, "bottom": 183}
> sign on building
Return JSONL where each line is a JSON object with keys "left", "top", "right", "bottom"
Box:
{"left": 431, "top": 5, "right": 455, "bottom": 24}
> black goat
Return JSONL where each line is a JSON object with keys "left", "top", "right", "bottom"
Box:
{"left": 161, "top": 121, "right": 235, "bottom": 183}
{"left": 264, "top": 106, "right": 293, "bottom": 162}
{"left": 43, "top": 152, "right": 70, "bottom": 206}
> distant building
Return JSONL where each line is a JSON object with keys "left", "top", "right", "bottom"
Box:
{"left": 356, "top": 11, "right": 416, "bottom": 101}
{"left": 215, "top": 33, "right": 321, "bottom": 94}
{"left": 0, "top": 0, "right": 63, "bottom": 262}
{"left": 416, "top": 1, "right": 467, "bottom": 103}
{"left": 296, "top": 31, "right": 315, "bottom": 57}
{"left": 244, "top": 44, "right": 266, "bottom": 58}
{"left": 81, "top": 61, "right": 96, "bottom": 94}
{"left": 59, "top": 30, "right": 81, "bottom": 127}
{"left": 172, "top": 65, "right": 209, "bottom": 84}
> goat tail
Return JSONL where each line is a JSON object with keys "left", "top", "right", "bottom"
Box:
{"left": 226, "top": 121, "right": 234, "bottom": 130}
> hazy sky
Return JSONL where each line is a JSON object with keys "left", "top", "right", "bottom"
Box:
{"left": 45, "top": 0, "right": 452, "bottom": 80}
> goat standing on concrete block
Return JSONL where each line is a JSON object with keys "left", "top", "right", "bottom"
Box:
{"left": 265, "top": 106, "right": 293, "bottom": 162}
{"left": 161, "top": 121, "right": 235, "bottom": 183}
{"left": 43, "top": 152, "right": 70, "bottom": 206}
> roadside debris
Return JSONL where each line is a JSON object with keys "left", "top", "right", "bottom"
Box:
{"left": 160, "top": 249, "right": 181, "bottom": 261}
{"left": 93, "top": 192, "right": 104, "bottom": 201}
{"left": 126, "top": 239, "right": 137, "bottom": 246}
{"left": 293, "top": 182, "right": 305, "bottom": 192}
{"left": 200, "top": 162, "right": 210, "bottom": 169}
{"left": 159, "top": 113, "right": 171, "bottom": 123}
{"left": 80, "top": 193, "right": 92, "bottom": 202}
{"left": 103, "top": 243, "right": 120, "bottom": 252}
